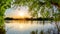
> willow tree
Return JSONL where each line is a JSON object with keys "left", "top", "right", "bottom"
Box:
{"left": 13, "top": 0, "right": 60, "bottom": 19}
{"left": 0, "top": 0, "right": 12, "bottom": 26}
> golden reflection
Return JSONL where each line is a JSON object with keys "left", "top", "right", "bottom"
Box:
{"left": 5, "top": 20, "right": 41, "bottom": 30}
{"left": 19, "top": 24, "right": 25, "bottom": 29}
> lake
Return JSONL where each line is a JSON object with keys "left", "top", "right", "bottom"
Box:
{"left": 2, "top": 20, "right": 60, "bottom": 34}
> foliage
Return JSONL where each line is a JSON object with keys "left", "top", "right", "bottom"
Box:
{"left": 0, "top": 0, "right": 12, "bottom": 26}
{"left": 0, "top": 0, "right": 60, "bottom": 24}
{"left": 13, "top": 0, "right": 60, "bottom": 21}
{"left": 13, "top": 0, "right": 45, "bottom": 18}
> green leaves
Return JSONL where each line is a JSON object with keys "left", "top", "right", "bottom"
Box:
{"left": 0, "top": 0, "right": 12, "bottom": 16}
{"left": 0, "top": 0, "right": 12, "bottom": 25}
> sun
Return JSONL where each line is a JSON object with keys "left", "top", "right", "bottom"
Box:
{"left": 19, "top": 12, "right": 24, "bottom": 16}
{"left": 18, "top": 11, "right": 25, "bottom": 18}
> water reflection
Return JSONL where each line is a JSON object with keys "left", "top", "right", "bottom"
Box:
{"left": 4, "top": 20, "right": 60, "bottom": 34}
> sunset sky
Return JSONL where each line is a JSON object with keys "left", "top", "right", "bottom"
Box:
{"left": 4, "top": 6, "right": 32, "bottom": 18}
{"left": 4, "top": 5, "right": 57, "bottom": 18}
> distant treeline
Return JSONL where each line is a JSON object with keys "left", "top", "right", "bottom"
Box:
{"left": 26, "top": 17, "right": 53, "bottom": 21}
{"left": 4, "top": 17, "right": 53, "bottom": 21}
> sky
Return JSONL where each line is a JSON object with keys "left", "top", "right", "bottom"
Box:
{"left": 4, "top": 5, "right": 58, "bottom": 18}
{"left": 4, "top": 6, "right": 31, "bottom": 18}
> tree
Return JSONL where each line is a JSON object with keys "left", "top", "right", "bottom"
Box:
{"left": 13, "top": 0, "right": 45, "bottom": 18}
{"left": 13, "top": 0, "right": 60, "bottom": 18}
{"left": 0, "top": 0, "right": 12, "bottom": 25}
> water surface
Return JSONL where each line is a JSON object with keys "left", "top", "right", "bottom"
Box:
{"left": 4, "top": 20, "right": 60, "bottom": 34}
